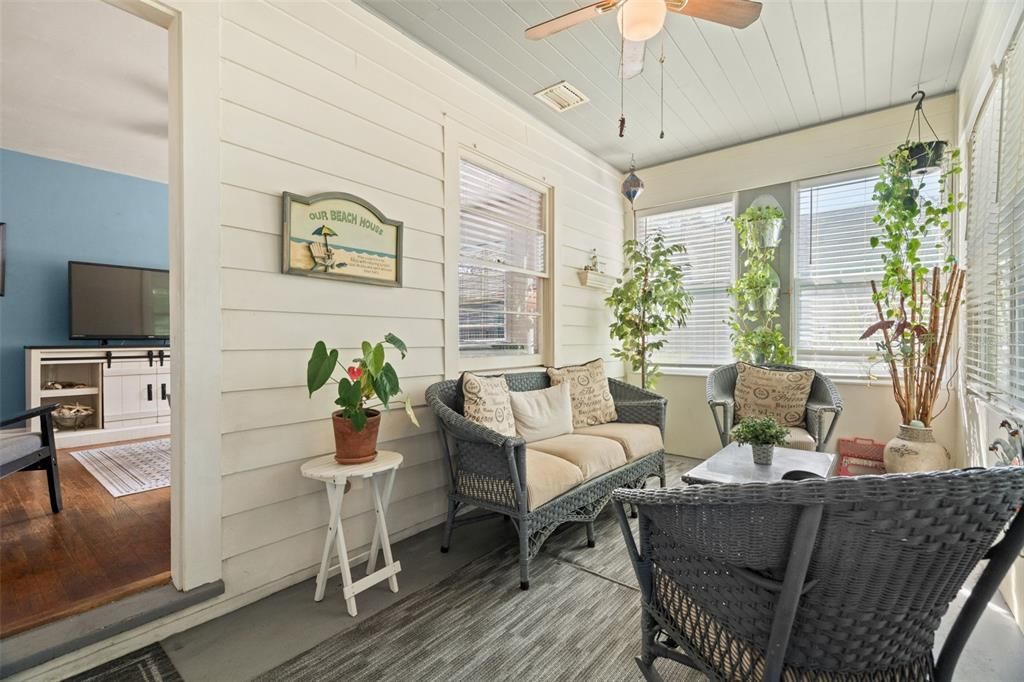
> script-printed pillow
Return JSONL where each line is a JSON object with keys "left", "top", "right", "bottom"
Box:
{"left": 547, "top": 358, "right": 618, "bottom": 428}
{"left": 733, "top": 362, "right": 814, "bottom": 428}
{"left": 459, "top": 372, "right": 517, "bottom": 437}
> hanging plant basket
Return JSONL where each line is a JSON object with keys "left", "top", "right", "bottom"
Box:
{"left": 899, "top": 140, "right": 947, "bottom": 174}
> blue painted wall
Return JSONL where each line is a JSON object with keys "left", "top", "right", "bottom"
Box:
{"left": 0, "top": 149, "right": 168, "bottom": 416}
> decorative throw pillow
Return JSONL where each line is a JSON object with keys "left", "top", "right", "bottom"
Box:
{"left": 458, "top": 372, "right": 516, "bottom": 437}
{"left": 547, "top": 358, "right": 618, "bottom": 428}
{"left": 509, "top": 382, "right": 573, "bottom": 443}
{"left": 733, "top": 362, "right": 814, "bottom": 428}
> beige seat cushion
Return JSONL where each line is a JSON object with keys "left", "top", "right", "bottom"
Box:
{"left": 733, "top": 362, "right": 815, "bottom": 428}
{"left": 529, "top": 434, "right": 627, "bottom": 480}
{"left": 525, "top": 449, "right": 585, "bottom": 511}
{"left": 785, "top": 427, "right": 817, "bottom": 451}
{"left": 575, "top": 423, "right": 663, "bottom": 461}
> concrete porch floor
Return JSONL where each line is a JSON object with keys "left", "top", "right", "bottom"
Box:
{"left": 158, "top": 456, "right": 1024, "bottom": 681}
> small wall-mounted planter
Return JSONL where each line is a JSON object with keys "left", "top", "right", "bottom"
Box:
{"left": 745, "top": 287, "right": 780, "bottom": 313}
{"left": 743, "top": 218, "right": 783, "bottom": 249}
{"left": 577, "top": 270, "right": 617, "bottom": 290}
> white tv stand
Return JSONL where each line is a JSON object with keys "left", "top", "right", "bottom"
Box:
{"left": 25, "top": 346, "right": 171, "bottom": 448}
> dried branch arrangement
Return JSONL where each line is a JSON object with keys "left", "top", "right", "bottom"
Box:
{"left": 862, "top": 147, "right": 965, "bottom": 427}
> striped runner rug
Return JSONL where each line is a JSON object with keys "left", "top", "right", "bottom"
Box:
{"left": 71, "top": 438, "right": 170, "bottom": 497}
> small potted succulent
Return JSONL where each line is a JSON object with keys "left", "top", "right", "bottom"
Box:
{"left": 731, "top": 417, "right": 789, "bottom": 465}
{"left": 306, "top": 333, "right": 418, "bottom": 464}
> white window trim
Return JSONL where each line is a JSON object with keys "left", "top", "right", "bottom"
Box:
{"left": 635, "top": 193, "right": 738, "bottom": 371}
{"left": 442, "top": 118, "right": 560, "bottom": 378}
{"left": 790, "top": 165, "right": 894, "bottom": 380}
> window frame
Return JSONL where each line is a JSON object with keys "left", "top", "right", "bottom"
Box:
{"left": 790, "top": 165, "right": 947, "bottom": 380}
{"left": 442, "top": 126, "right": 557, "bottom": 377}
{"left": 634, "top": 193, "right": 737, "bottom": 370}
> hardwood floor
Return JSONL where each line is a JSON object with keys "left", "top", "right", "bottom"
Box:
{"left": 0, "top": 439, "right": 170, "bottom": 638}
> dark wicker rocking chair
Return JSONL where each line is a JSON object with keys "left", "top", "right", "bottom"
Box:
{"left": 613, "top": 467, "right": 1024, "bottom": 682}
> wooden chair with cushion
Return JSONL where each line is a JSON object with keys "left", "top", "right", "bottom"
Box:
{"left": 1, "top": 404, "right": 63, "bottom": 513}
{"left": 706, "top": 363, "right": 842, "bottom": 452}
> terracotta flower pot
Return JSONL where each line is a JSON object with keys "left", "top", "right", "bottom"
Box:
{"left": 332, "top": 409, "right": 381, "bottom": 465}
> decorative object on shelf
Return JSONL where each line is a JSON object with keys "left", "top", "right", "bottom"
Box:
{"left": 282, "top": 191, "right": 403, "bottom": 287}
{"left": 862, "top": 137, "right": 964, "bottom": 473}
{"left": 579, "top": 250, "right": 615, "bottom": 288}
{"left": 900, "top": 90, "right": 947, "bottom": 174}
{"left": 583, "top": 248, "right": 603, "bottom": 272}
{"left": 730, "top": 416, "right": 788, "bottom": 465}
{"left": 42, "top": 381, "right": 90, "bottom": 391}
{"left": 727, "top": 204, "right": 791, "bottom": 365}
{"left": 989, "top": 419, "right": 1023, "bottom": 467}
{"left": 52, "top": 403, "right": 95, "bottom": 430}
{"left": 883, "top": 420, "right": 951, "bottom": 473}
{"left": 306, "top": 334, "right": 418, "bottom": 464}
{"left": 606, "top": 232, "right": 691, "bottom": 389}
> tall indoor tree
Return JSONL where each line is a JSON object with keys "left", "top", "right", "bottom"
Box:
{"left": 606, "top": 232, "right": 692, "bottom": 389}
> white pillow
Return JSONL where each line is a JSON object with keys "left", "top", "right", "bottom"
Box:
{"left": 509, "top": 383, "right": 574, "bottom": 443}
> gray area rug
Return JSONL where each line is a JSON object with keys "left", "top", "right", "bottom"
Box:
{"left": 66, "top": 644, "right": 181, "bottom": 682}
{"left": 71, "top": 438, "right": 170, "bottom": 497}
{"left": 257, "top": 455, "right": 703, "bottom": 682}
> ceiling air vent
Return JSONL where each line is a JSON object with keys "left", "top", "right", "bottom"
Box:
{"left": 534, "top": 81, "right": 588, "bottom": 112}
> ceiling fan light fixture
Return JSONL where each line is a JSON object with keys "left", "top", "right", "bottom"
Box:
{"left": 617, "top": 0, "right": 667, "bottom": 42}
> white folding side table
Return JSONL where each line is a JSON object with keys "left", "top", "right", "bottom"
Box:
{"left": 300, "top": 450, "right": 403, "bottom": 616}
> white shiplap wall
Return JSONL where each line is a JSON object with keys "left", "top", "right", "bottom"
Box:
{"left": 217, "top": 0, "right": 624, "bottom": 600}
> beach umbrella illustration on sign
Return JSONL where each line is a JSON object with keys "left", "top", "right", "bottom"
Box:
{"left": 310, "top": 225, "right": 340, "bottom": 272}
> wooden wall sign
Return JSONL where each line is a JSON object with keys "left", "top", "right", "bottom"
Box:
{"left": 282, "top": 192, "right": 403, "bottom": 287}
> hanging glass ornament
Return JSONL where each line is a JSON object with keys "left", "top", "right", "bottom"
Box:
{"left": 621, "top": 155, "right": 645, "bottom": 206}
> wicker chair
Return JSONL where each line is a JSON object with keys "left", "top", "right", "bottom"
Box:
{"left": 706, "top": 363, "right": 843, "bottom": 452}
{"left": 426, "top": 372, "right": 666, "bottom": 589}
{"left": 612, "top": 467, "right": 1024, "bottom": 682}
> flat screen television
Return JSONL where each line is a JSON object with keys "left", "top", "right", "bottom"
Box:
{"left": 68, "top": 261, "right": 170, "bottom": 340}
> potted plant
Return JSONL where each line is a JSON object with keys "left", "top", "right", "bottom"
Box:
{"left": 862, "top": 145, "right": 964, "bottom": 473}
{"left": 306, "top": 333, "right": 419, "bottom": 464}
{"left": 731, "top": 417, "right": 789, "bottom": 465}
{"left": 606, "top": 232, "right": 692, "bottom": 389}
{"left": 728, "top": 205, "right": 792, "bottom": 365}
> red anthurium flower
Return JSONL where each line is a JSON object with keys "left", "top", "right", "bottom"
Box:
{"left": 347, "top": 366, "right": 363, "bottom": 381}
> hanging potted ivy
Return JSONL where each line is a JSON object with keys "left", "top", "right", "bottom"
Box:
{"left": 900, "top": 90, "right": 948, "bottom": 174}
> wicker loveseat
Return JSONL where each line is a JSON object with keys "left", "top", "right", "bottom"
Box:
{"left": 426, "top": 372, "right": 666, "bottom": 589}
{"left": 612, "top": 467, "right": 1024, "bottom": 682}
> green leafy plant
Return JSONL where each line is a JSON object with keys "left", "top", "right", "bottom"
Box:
{"left": 862, "top": 147, "right": 965, "bottom": 426}
{"left": 306, "top": 333, "right": 419, "bottom": 431}
{"left": 606, "top": 232, "right": 692, "bottom": 389}
{"left": 731, "top": 416, "right": 789, "bottom": 447}
{"left": 727, "top": 205, "right": 792, "bottom": 365}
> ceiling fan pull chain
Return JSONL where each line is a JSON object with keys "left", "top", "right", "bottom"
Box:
{"left": 619, "top": 21, "right": 626, "bottom": 138}
{"left": 659, "top": 36, "right": 666, "bottom": 140}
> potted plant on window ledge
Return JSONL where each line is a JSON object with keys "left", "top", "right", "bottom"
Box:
{"left": 861, "top": 145, "right": 964, "bottom": 473}
{"left": 306, "top": 334, "right": 419, "bottom": 464}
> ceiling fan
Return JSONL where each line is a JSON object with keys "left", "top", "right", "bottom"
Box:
{"left": 525, "top": 0, "right": 763, "bottom": 78}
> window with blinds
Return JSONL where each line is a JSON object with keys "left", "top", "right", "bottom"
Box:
{"left": 794, "top": 169, "right": 944, "bottom": 376}
{"left": 458, "top": 159, "right": 548, "bottom": 360}
{"left": 636, "top": 201, "right": 734, "bottom": 366}
{"left": 965, "top": 31, "right": 1024, "bottom": 409}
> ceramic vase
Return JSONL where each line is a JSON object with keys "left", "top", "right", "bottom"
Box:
{"left": 332, "top": 409, "right": 381, "bottom": 464}
{"left": 751, "top": 443, "right": 774, "bottom": 465}
{"left": 883, "top": 423, "right": 950, "bottom": 473}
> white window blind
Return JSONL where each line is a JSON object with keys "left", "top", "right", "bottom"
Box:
{"left": 965, "top": 31, "right": 1024, "bottom": 409}
{"left": 458, "top": 159, "right": 547, "bottom": 359}
{"left": 794, "top": 169, "right": 944, "bottom": 376}
{"left": 636, "top": 201, "right": 734, "bottom": 366}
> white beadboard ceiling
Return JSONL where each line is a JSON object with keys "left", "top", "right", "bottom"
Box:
{"left": 356, "top": 0, "right": 983, "bottom": 171}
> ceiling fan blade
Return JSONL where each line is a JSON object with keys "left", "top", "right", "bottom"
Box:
{"left": 525, "top": 0, "right": 623, "bottom": 40}
{"left": 621, "top": 40, "right": 646, "bottom": 79}
{"left": 669, "top": 0, "right": 763, "bottom": 29}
